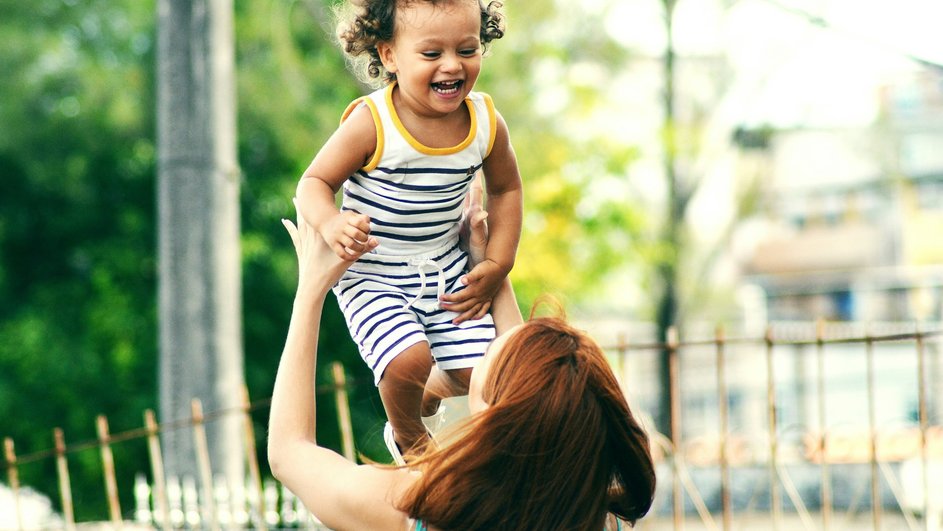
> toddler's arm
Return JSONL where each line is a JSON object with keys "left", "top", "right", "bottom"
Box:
{"left": 296, "top": 104, "right": 378, "bottom": 260}
{"left": 442, "top": 112, "right": 523, "bottom": 323}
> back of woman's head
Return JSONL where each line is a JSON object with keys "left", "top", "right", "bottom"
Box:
{"left": 400, "top": 317, "right": 656, "bottom": 530}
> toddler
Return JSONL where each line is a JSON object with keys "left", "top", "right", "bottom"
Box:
{"left": 295, "top": 0, "right": 523, "bottom": 461}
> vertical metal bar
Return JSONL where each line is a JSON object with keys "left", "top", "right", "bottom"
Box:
{"left": 615, "top": 332, "right": 627, "bottom": 386}
{"left": 865, "top": 330, "right": 881, "bottom": 530}
{"left": 96, "top": 415, "right": 123, "bottom": 525}
{"left": 4, "top": 438, "right": 23, "bottom": 531}
{"left": 53, "top": 428, "right": 76, "bottom": 530}
{"left": 191, "top": 399, "right": 220, "bottom": 531}
{"left": 765, "top": 326, "right": 780, "bottom": 530}
{"left": 144, "top": 409, "right": 172, "bottom": 531}
{"left": 815, "top": 320, "right": 831, "bottom": 530}
{"left": 715, "top": 325, "right": 732, "bottom": 531}
{"left": 668, "top": 326, "right": 684, "bottom": 531}
{"left": 331, "top": 362, "right": 356, "bottom": 462}
{"left": 915, "top": 326, "right": 929, "bottom": 531}
{"left": 240, "top": 385, "right": 268, "bottom": 531}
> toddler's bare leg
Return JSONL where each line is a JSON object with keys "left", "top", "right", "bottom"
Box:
{"left": 421, "top": 367, "right": 473, "bottom": 416}
{"left": 378, "top": 342, "right": 434, "bottom": 454}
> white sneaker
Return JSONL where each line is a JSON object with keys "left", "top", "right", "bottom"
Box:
{"left": 421, "top": 402, "right": 447, "bottom": 439}
{"left": 383, "top": 422, "right": 406, "bottom": 466}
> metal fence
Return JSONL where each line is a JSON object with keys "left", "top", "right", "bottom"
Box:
{"left": 2, "top": 364, "right": 355, "bottom": 530}
{"left": 607, "top": 321, "right": 942, "bottom": 531}
{"left": 2, "top": 324, "right": 941, "bottom": 530}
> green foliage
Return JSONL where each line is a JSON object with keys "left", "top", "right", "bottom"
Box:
{"left": 0, "top": 0, "right": 158, "bottom": 518}
{"left": 478, "top": 0, "right": 646, "bottom": 309}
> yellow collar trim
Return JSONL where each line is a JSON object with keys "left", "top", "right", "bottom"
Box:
{"left": 385, "top": 83, "right": 477, "bottom": 156}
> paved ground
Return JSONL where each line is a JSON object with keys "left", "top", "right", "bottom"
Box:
{"left": 637, "top": 512, "right": 939, "bottom": 531}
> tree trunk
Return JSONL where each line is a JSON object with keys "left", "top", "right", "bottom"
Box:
{"left": 156, "top": 0, "right": 244, "bottom": 485}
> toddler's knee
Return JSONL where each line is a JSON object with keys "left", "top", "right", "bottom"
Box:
{"left": 382, "top": 347, "right": 433, "bottom": 385}
{"left": 446, "top": 367, "right": 473, "bottom": 388}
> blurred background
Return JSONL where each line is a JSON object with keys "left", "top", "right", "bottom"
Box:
{"left": 1, "top": 0, "right": 941, "bottom": 527}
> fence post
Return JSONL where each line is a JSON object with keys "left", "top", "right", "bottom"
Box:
{"left": 240, "top": 385, "right": 268, "bottom": 531}
{"left": 815, "top": 319, "right": 831, "bottom": 530}
{"left": 96, "top": 415, "right": 123, "bottom": 525}
{"left": 667, "top": 326, "right": 683, "bottom": 531}
{"left": 144, "top": 409, "right": 172, "bottom": 531}
{"left": 191, "top": 398, "right": 220, "bottom": 531}
{"left": 764, "top": 326, "right": 780, "bottom": 530}
{"left": 715, "top": 325, "right": 732, "bottom": 531}
{"left": 865, "top": 329, "right": 881, "bottom": 529}
{"left": 614, "top": 332, "right": 627, "bottom": 384}
{"left": 915, "top": 325, "right": 931, "bottom": 531}
{"left": 4, "top": 438, "right": 23, "bottom": 531}
{"left": 53, "top": 428, "right": 76, "bottom": 530}
{"left": 332, "top": 362, "right": 356, "bottom": 462}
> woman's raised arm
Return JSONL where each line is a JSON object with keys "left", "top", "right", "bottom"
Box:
{"left": 267, "top": 203, "right": 411, "bottom": 531}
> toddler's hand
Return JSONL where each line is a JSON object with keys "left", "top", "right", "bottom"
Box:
{"left": 283, "top": 199, "right": 357, "bottom": 292}
{"left": 320, "top": 211, "right": 377, "bottom": 261}
{"left": 440, "top": 259, "right": 506, "bottom": 324}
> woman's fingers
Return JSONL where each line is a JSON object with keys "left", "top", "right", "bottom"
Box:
{"left": 469, "top": 172, "right": 484, "bottom": 209}
{"left": 281, "top": 218, "right": 299, "bottom": 251}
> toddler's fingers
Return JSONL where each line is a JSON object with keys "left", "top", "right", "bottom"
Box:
{"left": 472, "top": 301, "right": 491, "bottom": 321}
{"left": 439, "top": 288, "right": 471, "bottom": 305}
{"left": 343, "top": 226, "right": 371, "bottom": 245}
{"left": 452, "top": 303, "right": 483, "bottom": 325}
{"left": 348, "top": 212, "right": 372, "bottom": 233}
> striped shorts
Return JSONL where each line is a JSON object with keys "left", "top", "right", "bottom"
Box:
{"left": 332, "top": 242, "right": 496, "bottom": 385}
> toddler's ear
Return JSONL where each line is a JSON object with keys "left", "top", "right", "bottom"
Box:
{"left": 376, "top": 41, "right": 397, "bottom": 74}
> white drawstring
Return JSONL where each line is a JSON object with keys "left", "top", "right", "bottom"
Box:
{"left": 406, "top": 257, "right": 446, "bottom": 310}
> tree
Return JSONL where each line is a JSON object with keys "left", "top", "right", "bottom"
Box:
{"left": 650, "top": 0, "right": 765, "bottom": 436}
{"left": 156, "top": 0, "right": 244, "bottom": 484}
{"left": 0, "top": 0, "right": 158, "bottom": 518}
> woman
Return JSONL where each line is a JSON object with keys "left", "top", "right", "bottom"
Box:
{"left": 269, "top": 197, "right": 656, "bottom": 530}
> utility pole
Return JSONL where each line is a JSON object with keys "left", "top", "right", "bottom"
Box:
{"left": 655, "top": 0, "right": 682, "bottom": 439}
{"left": 156, "top": 0, "right": 244, "bottom": 485}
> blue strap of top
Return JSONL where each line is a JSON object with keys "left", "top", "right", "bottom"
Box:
{"left": 416, "top": 518, "right": 620, "bottom": 530}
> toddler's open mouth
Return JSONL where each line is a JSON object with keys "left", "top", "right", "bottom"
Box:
{"left": 432, "top": 80, "right": 463, "bottom": 95}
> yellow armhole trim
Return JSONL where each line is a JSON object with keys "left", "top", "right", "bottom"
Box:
{"left": 385, "top": 83, "right": 476, "bottom": 156}
{"left": 340, "top": 96, "right": 383, "bottom": 172}
{"left": 481, "top": 92, "right": 497, "bottom": 158}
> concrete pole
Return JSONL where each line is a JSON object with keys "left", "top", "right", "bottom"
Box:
{"left": 156, "top": 0, "right": 244, "bottom": 486}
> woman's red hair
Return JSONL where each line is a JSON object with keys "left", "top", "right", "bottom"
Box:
{"left": 398, "top": 317, "right": 656, "bottom": 530}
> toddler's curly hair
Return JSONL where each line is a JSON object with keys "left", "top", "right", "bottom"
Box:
{"left": 335, "top": 0, "right": 505, "bottom": 86}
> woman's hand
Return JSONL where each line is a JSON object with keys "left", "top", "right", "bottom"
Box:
{"left": 282, "top": 198, "right": 377, "bottom": 296}
{"left": 447, "top": 174, "right": 497, "bottom": 323}
{"left": 458, "top": 173, "right": 489, "bottom": 268}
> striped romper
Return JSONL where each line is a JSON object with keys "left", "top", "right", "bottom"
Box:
{"left": 332, "top": 83, "right": 498, "bottom": 385}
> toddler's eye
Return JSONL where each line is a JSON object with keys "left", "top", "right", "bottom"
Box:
{"left": 459, "top": 48, "right": 479, "bottom": 57}
{"left": 421, "top": 51, "right": 441, "bottom": 59}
